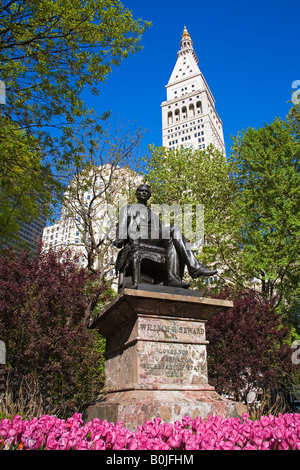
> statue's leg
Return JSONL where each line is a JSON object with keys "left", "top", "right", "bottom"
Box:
{"left": 170, "top": 225, "right": 217, "bottom": 277}
{"left": 132, "top": 251, "right": 140, "bottom": 288}
{"left": 163, "top": 238, "right": 190, "bottom": 288}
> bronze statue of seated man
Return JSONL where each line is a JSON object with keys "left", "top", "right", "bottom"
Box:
{"left": 114, "top": 184, "right": 217, "bottom": 289}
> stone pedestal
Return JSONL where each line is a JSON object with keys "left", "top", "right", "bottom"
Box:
{"left": 84, "top": 285, "right": 244, "bottom": 431}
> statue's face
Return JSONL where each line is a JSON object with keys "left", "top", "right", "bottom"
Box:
{"left": 136, "top": 186, "right": 151, "bottom": 203}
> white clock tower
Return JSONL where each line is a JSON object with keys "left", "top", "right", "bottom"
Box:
{"left": 161, "top": 27, "right": 225, "bottom": 154}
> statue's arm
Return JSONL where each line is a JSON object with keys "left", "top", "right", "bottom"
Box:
{"left": 114, "top": 205, "right": 129, "bottom": 248}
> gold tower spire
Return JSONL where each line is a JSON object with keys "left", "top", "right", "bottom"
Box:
{"left": 180, "top": 25, "right": 193, "bottom": 52}
{"left": 182, "top": 25, "right": 190, "bottom": 40}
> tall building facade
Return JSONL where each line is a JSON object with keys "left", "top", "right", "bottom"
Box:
{"left": 42, "top": 165, "right": 140, "bottom": 283}
{"left": 0, "top": 197, "right": 47, "bottom": 255}
{"left": 161, "top": 27, "right": 225, "bottom": 154}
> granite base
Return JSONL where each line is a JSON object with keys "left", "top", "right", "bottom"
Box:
{"left": 83, "top": 390, "right": 245, "bottom": 432}
{"left": 84, "top": 288, "right": 246, "bottom": 430}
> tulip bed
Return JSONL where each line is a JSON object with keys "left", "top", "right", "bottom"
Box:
{"left": 1, "top": 412, "right": 300, "bottom": 450}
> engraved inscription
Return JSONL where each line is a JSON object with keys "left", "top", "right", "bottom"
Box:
{"left": 137, "top": 317, "right": 207, "bottom": 345}
{"left": 140, "top": 344, "right": 207, "bottom": 381}
{"left": 140, "top": 323, "right": 204, "bottom": 335}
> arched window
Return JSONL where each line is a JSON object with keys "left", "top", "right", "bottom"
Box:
{"left": 175, "top": 108, "right": 180, "bottom": 122}
{"left": 196, "top": 101, "right": 202, "bottom": 114}
{"left": 189, "top": 103, "right": 195, "bottom": 117}
{"left": 168, "top": 111, "right": 173, "bottom": 126}
{"left": 182, "top": 106, "right": 187, "bottom": 119}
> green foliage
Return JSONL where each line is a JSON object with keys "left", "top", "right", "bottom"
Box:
{"left": 0, "top": 0, "right": 151, "bottom": 238}
{"left": 145, "top": 144, "right": 231, "bottom": 206}
{"left": 60, "top": 118, "right": 145, "bottom": 277}
{"left": 0, "top": 116, "right": 54, "bottom": 242}
{"left": 144, "top": 144, "right": 237, "bottom": 287}
{"left": 229, "top": 110, "right": 300, "bottom": 316}
{"left": 0, "top": 0, "right": 150, "bottom": 131}
{"left": 144, "top": 107, "right": 300, "bottom": 330}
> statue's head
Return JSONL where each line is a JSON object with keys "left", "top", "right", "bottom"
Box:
{"left": 135, "top": 184, "right": 151, "bottom": 202}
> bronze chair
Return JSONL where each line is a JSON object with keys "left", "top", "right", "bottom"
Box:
{"left": 115, "top": 239, "right": 168, "bottom": 290}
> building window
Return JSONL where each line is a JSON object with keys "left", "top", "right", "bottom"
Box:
{"left": 196, "top": 101, "right": 202, "bottom": 114}
{"left": 189, "top": 103, "right": 195, "bottom": 117}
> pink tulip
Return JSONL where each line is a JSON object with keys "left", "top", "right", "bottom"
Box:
{"left": 241, "top": 423, "right": 252, "bottom": 439}
{"left": 278, "top": 440, "right": 290, "bottom": 450}
{"left": 222, "top": 440, "right": 236, "bottom": 450}
{"left": 93, "top": 439, "right": 106, "bottom": 450}
{"left": 153, "top": 417, "right": 162, "bottom": 426}
{"left": 260, "top": 415, "right": 270, "bottom": 427}
{"left": 182, "top": 416, "right": 192, "bottom": 427}
{"left": 286, "top": 431, "right": 297, "bottom": 448}
{"left": 1, "top": 411, "right": 300, "bottom": 451}
{"left": 128, "top": 438, "right": 139, "bottom": 450}
{"left": 167, "top": 434, "right": 182, "bottom": 449}
{"left": 261, "top": 440, "right": 271, "bottom": 450}
{"left": 68, "top": 437, "right": 78, "bottom": 449}
{"left": 160, "top": 422, "right": 173, "bottom": 439}
{"left": 150, "top": 424, "right": 160, "bottom": 437}
{"left": 243, "top": 442, "right": 258, "bottom": 450}
{"left": 3, "top": 437, "right": 14, "bottom": 449}
{"left": 252, "top": 429, "right": 265, "bottom": 447}
{"left": 0, "top": 429, "right": 7, "bottom": 440}
{"left": 274, "top": 426, "right": 286, "bottom": 441}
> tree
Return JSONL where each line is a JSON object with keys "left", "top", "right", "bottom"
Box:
{"left": 0, "top": 247, "right": 108, "bottom": 416}
{"left": 229, "top": 110, "right": 300, "bottom": 313}
{"left": 206, "top": 287, "right": 295, "bottom": 405}
{"left": 0, "top": 0, "right": 150, "bottom": 238}
{"left": 0, "top": 116, "right": 54, "bottom": 244}
{"left": 287, "top": 101, "right": 300, "bottom": 140}
{"left": 143, "top": 144, "right": 238, "bottom": 287}
{"left": 0, "top": 0, "right": 150, "bottom": 135}
{"left": 49, "top": 118, "right": 144, "bottom": 283}
{"left": 145, "top": 108, "right": 300, "bottom": 328}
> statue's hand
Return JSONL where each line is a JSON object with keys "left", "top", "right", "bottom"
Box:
{"left": 113, "top": 239, "right": 124, "bottom": 248}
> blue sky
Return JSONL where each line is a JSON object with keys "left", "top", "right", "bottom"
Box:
{"left": 84, "top": 0, "right": 299, "bottom": 157}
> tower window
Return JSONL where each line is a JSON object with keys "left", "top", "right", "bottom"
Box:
{"left": 189, "top": 103, "right": 195, "bottom": 117}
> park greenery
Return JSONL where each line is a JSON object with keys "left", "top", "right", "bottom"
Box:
{"left": 144, "top": 104, "right": 300, "bottom": 331}
{"left": 0, "top": 0, "right": 299, "bottom": 426}
{"left": 144, "top": 107, "right": 300, "bottom": 410}
{"left": 0, "top": 248, "right": 108, "bottom": 418}
{"left": 0, "top": 0, "right": 151, "bottom": 242}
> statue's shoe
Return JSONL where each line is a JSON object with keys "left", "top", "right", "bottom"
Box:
{"left": 167, "top": 279, "right": 191, "bottom": 289}
{"left": 190, "top": 266, "right": 217, "bottom": 278}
